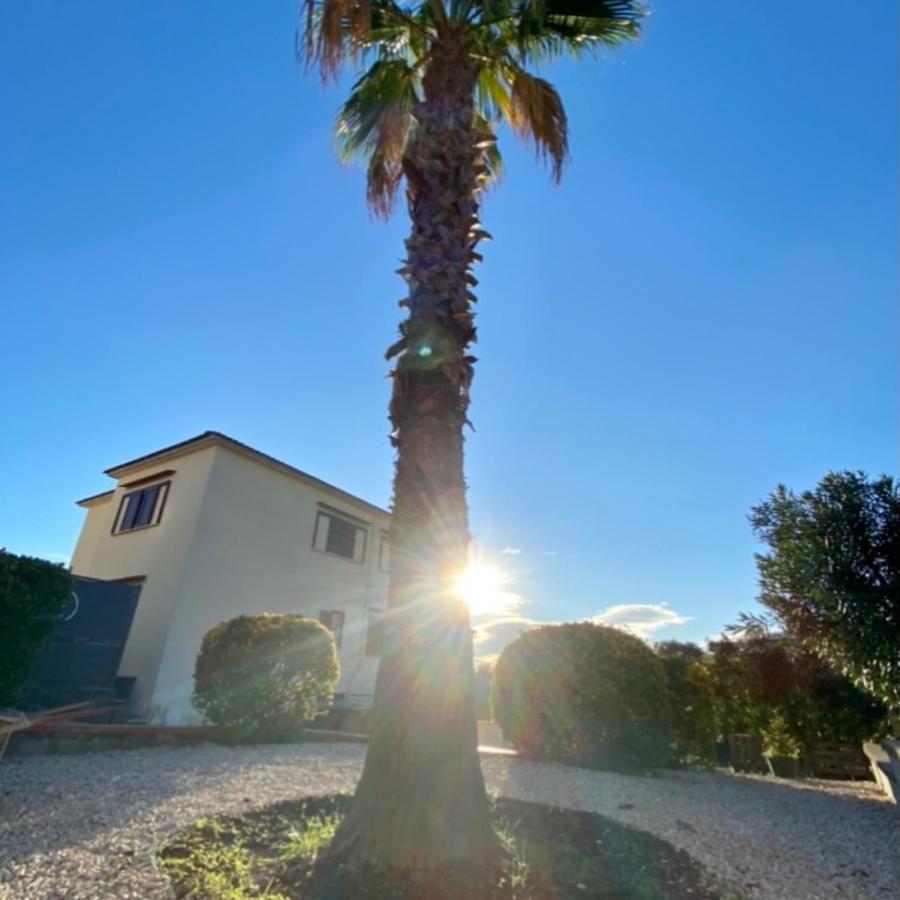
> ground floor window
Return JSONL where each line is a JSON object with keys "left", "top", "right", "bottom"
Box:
{"left": 319, "top": 609, "right": 345, "bottom": 648}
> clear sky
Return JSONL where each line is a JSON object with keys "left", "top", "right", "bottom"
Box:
{"left": 2, "top": 2, "right": 896, "bottom": 653}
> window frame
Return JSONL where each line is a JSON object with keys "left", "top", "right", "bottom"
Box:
{"left": 365, "top": 607, "right": 384, "bottom": 657}
{"left": 378, "top": 532, "right": 390, "bottom": 573}
{"left": 112, "top": 481, "right": 171, "bottom": 535}
{"left": 319, "top": 609, "right": 346, "bottom": 649}
{"left": 312, "top": 510, "right": 368, "bottom": 564}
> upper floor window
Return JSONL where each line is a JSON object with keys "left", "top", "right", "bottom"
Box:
{"left": 113, "top": 482, "right": 170, "bottom": 534}
{"left": 313, "top": 510, "right": 367, "bottom": 563}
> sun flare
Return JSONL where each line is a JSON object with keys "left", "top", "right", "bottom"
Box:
{"left": 457, "top": 564, "right": 515, "bottom": 617}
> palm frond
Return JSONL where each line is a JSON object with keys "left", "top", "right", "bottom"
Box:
{"left": 301, "top": 0, "right": 433, "bottom": 79}
{"left": 508, "top": 68, "right": 567, "bottom": 180}
{"left": 473, "top": 110, "right": 504, "bottom": 188}
{"left": 335, "top": 59, "right": 420, "bottom": 216}
{"left": 471, "top": 0, "right": 643, "bottom": 63}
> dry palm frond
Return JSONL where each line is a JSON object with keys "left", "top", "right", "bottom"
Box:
{"left": 302, "top": 0, "right": 372, "bottom": 81}
{"left": 367, "top": 104, "right": 411, "bottom": 217}
{"left": 509, "top": 69, "right": 568, "bottom": 181}
{"left": 335, "top": 59, "right": 419, "bottom": 216}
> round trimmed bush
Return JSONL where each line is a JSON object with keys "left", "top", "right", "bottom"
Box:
{"left": 492, "top": 623, "right": 671, "bottom": 771}
{"left": 193, "top": 613, "right": 339, "bottom": 739}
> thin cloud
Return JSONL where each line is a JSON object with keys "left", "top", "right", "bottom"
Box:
{"left": 471, "top": 602, "right": 693, "bottom": 662}
{"left": 500, "top": 547, "right": 521, "bottom": 555}
{"left": 473, "top": 615, "right": 543, "bottom": 661}
{"left": 591, "top": 603, "right": 692, "bottom": 638}
{"left": 541, "top": 550, "right": 558, "bottom": 556}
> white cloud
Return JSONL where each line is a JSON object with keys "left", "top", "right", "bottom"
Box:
{"left": 470, "top": 601, "right": 692, "bottom": 663}
{"left": 500, "top": 547, "right": 521, "bottom": 555}
{"left": 591, "top": 603, "right": 692, "bottom": 638}
{"left": 541, "top": 550, "right": 558, "bottom": 556}
{"left": 473, "top": 615, "right": 543, "bottom": 661}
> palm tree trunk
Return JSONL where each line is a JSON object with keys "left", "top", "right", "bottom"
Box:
{"left": 323, "top": 30, "right": 502, "bottom": 882}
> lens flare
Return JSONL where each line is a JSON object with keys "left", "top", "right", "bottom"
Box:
{"left": 457, "top": 563, "right": 515, "bottom": 617}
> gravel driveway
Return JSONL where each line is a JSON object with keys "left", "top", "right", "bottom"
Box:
{"left": 1, "top": 743, "right": 896, "bottom": 899}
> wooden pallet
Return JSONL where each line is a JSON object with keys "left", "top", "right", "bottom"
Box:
{"left": 804, "top": 741, "right": 872, "bottom": 780}
{"left": 727, "top": 733, "right": 767, "bottom": 773}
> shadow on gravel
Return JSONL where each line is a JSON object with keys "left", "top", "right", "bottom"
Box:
{"left": 0, "top": 744, "right": 365, "bottom": 861}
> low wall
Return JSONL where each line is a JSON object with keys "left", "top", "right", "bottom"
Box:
{"left": 6, "top": 724, "right": 367, "bottom": 758}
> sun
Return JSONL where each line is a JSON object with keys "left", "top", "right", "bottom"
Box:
{"left": 456, "top": 563, "right": 515, "bottom": 617}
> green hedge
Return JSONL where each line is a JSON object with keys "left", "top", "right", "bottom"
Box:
{"left": 0, "top": 551, "right": 71, "bottom": 707}
{"left": 492, "top": 623, "right": 672, "bottom": 772}
{"left": 193, "top": 613, "right": 340, "bottom": 740}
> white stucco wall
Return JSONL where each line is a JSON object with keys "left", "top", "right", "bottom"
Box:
{"left": 145, "top": 446, "right": 388, "bottom": 723}
{"left": 70, "top": 448, "right": 217, "bottom": 715}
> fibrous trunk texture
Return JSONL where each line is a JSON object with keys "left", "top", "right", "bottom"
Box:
{"left": 323, "top": 30, "right": 501, "bottom": 884}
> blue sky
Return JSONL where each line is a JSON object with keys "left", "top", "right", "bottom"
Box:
{"left": 2, "top": 2, "right": 896, "bottom": 651}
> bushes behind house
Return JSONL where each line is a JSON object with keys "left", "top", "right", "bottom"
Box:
{"left": 0, "top": 551, "right": 72, "bottom": 707}
{"left": 492, "top": 623, "right": 672, "bottom": 772}
{"left": 193, "top": 613, "right": 339, "bottom": 740}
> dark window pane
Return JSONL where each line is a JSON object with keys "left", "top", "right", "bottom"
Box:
{"left": 325, "top": 516, "right": 357, "bottom": 559}
{"left": 120, "top": 493, "right": 143, "bottom": 531}
{"left": 133, "top": 485, "right": 160, "bottom": 528}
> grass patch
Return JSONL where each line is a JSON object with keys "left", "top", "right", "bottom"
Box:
{"left": 156, "top": 794, "right": 740, "bottom": 899}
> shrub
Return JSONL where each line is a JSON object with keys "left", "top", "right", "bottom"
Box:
{"left": 193, "top": 613, "right": 339, "bottom": 739}
{"left": 707, "top": 630, "right": 890, "bottom": 746}
{"left": 656, "top": 643, "right": 718, "bottom": 767}
{"left": 0, "top": 551, "right": 71, "bottom": 707}
{"left": 492, "top": 623, "right": 671, "bottom": 772}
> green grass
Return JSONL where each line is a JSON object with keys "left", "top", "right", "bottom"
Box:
{"left": 156, "top": 794, "right": 742, "bottom": 899}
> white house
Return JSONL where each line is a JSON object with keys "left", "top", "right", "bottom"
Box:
{"left": 70, "top": 431, "right": 389, "bottom": 724}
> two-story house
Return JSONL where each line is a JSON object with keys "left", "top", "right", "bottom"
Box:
{"left": 70, "top": 431, "right": 389, "bottom": 724}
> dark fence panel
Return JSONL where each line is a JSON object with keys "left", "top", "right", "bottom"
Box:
{"left": 24, "top": 577, "right": 141, "bottom": 711}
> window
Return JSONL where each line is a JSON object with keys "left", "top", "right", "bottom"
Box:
{"left": 365, "top": 608, "right": 384, "bottom": 657}
{"left": 113, "top": 482, "right": 170, "bottom": 534}
{"left": 319, "top": 609, "right": 346, "bottom": 648}
{"left": 313, "top": 510, "right": 367, "bottom": 563}
{"left": 378, "top": 533, "right": 390, "bottom": 573}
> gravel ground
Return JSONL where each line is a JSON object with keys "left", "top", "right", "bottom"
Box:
{"left": 0, "top": 743, "right": 896, "bottom": 900}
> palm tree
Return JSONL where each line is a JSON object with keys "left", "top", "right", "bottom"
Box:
{"left": 299, "top": 0, "right": 644, "bottom": 886}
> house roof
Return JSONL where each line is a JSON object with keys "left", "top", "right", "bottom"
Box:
{"left": 79, "top": 431, "right": 390, "bottom": 519}
{"left": 75, "top": 489, "right": 115, "bottom": 506}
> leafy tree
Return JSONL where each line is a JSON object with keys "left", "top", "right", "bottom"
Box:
{"left": 193, "top": 614, "right": 339, "bottom": 739}
{"left": 492, "top": 623, "right": 671, "bottom": 771}
{"left": 750, "top": 471, "right": 900, "bottom": 713}
{"left": 298, "top": 0, "right": 644, "bottom": 882}
{"left": 707, "top": 630, "right": 889, "bottom": 744}
{"left": 655, "top": 641, "right": 717, "bottom": 767}
{"left": 0, "top": 551, "right": 71, "bottom": 707}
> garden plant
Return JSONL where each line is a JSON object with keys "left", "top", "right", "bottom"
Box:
{"left": 193, "top": 613, "right": 339, "bottom": 740}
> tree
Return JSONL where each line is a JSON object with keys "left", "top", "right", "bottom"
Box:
{"left": 298, "top": 0, "right": 644, "bottom": 885}
{"left": 0, "top": 551, "right": 71, "bottom": 707}
{"left": 655, "top": 641, "right": 717, "bottom": 767}
{"left": 707, "top": 628, "right": 890, "bottom": 744}
{"left": 750, "top": 471, "right": 900, "bottom": 713}
{"left": 193, "top": 613, "right": 339, "bottom": 739}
